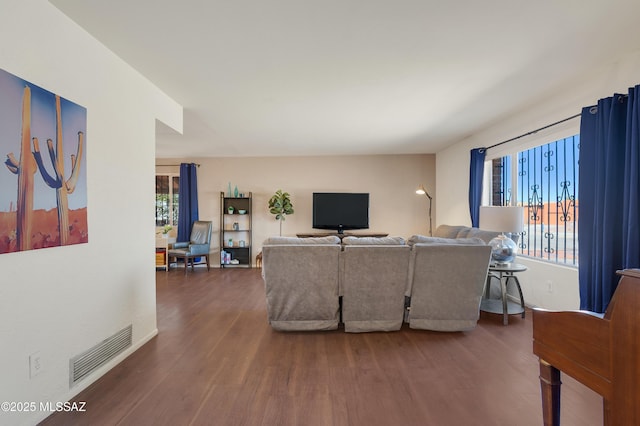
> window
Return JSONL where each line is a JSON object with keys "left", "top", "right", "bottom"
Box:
{"left": 488, "top": 135, "right": 579, "bottom": 266}
{"left": 155, "top": 174, "right": 179, "bottom": 226}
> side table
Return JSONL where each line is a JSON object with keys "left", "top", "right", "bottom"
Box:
{"left": 480, "top": 263, "right": 527, "bottom": 325}
{"left": 155, "top": 236, "right": 176, "bottom": 272}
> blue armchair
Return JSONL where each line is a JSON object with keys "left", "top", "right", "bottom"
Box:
{"left": 168, "top": 221, "right": 212, "bottom": 274}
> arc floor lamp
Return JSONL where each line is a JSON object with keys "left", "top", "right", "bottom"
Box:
{"left": 416, "top": 184, "right": 433, "bottom": 236}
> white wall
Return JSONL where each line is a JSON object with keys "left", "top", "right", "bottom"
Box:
{"left": 0, "top": 1, "right": 182, "bottom": 425}
{"left": 157, "top": 154, "right": 435, "bottom": 262}
{"left": 436, "top": 50, "right": 640, "bottom": 310}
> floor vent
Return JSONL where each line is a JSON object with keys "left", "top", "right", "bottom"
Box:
{"left": 70, "top": 325, "right": 132, "bottom": 387}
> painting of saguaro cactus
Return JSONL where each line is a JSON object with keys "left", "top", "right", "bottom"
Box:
{"left": 4, "top": 86, "right": 37, "bottom": 251}
{"left": 32, "top": 94, "right": 84, "bottom": 246}
{"left": 1, "top": 68, "right": 88, "bottom": 254}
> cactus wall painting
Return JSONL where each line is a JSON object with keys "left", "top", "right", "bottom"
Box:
{"left": 1, "top": 68, "right": 87, "bottom": 254}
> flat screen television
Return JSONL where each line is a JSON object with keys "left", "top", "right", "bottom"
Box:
{"left": 312, "top": 192, "right": 369, "bottom": 234}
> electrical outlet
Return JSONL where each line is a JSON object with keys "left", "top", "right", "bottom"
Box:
{"left": 546, "top": 280, "right": 553, "bottom": 293}
{"left": 29, "top": 352, "right": 43, "bottom": 378}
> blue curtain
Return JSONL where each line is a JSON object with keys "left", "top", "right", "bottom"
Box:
{"left": 623, "top": 88, "right": 640, "bottom": 268}
{"left": 469, "top": 148, "right": 486, "bottom": 227}
{"left": 579, "top": 85, "right": 640, "bottom": 312}
{"left": 177, "top": 163, "right": 199, "bottom": 243}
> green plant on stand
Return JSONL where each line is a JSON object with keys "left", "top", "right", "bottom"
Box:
{"left": 268, "top": 189, "right": 294, "bottom": 236}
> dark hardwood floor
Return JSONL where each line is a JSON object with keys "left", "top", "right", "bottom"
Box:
{"left": 41, "top": 268, "right": 602, "bottom": 425}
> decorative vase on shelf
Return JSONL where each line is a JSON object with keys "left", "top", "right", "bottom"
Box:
{"left": 228, "top": 182, "right": 232, "bottom": 197}
{"left": 234, "top": 185, "right": 239, "bottom": 197}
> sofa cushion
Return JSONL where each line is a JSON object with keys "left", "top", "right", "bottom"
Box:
{"left": 341, "top": 236, "right": 406, "bottom": 246}
{"left": 408, "top": 235, "right": 485, "bottom": 247}
{"left": 433, "top": 224, "right": 468, "bottom": 239}
{"left": 263, "top": 236, "right": 341, "bottom": 245}
{"left": 465, "top": 228, "right": 503, "bottom": 244}
{"left": 433, "top": 224, "right": 519, "bottom": 245}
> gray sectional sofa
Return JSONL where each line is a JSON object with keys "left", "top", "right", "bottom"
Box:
{"left": 262, "top": 225, "right": 497, "bottom": 333}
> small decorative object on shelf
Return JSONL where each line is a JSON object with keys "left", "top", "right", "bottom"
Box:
{"left": 234, "top": 185, "right": 239, "bottom": 197}
{"left": 220, "top": 192, "right": 252, "bottom": 268}
{"left": 221, "top": 250, "right": 231, "bottom": 264}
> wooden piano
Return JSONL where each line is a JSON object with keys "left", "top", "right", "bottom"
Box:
{"left": 532, "top": 269, "right": 640, "bottom": 425}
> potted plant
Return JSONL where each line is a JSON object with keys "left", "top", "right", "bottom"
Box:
{"left": 268, "top": 189, "right": 294, "bottom": 236}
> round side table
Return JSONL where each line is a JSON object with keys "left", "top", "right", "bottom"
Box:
{"left": 480, "top": 263, "right": 527, "bottom": 325}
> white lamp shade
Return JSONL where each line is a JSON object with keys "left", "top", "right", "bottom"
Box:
{"left": 479, "top": 206, "right": 524, "bottom": 233}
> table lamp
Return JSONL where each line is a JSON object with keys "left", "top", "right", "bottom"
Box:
{"left": 479, "top": 206, "right": 524, "bottom": 265}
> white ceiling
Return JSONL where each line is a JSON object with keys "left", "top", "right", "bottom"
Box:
{"left": 51, "top": 0, "right": 640, "bottom": 158}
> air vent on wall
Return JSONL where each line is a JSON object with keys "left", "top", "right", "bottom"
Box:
{"left": 69, "top": 324, "right": 132, "bottom": 387}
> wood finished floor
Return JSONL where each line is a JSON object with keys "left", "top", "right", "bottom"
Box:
{"left": 41, "top": 268, "right": 602, "bottom": 426}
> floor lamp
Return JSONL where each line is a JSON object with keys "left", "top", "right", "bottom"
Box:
{"left": 416, "top": 185, "right": 433, "bottom": 236}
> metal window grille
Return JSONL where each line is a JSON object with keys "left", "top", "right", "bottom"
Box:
{"left": 491, "top": 135, "right": 579, "bottom": 266}
{"left": 155, "top": 175, "right": 180, "bottom": 226}
{"left": 491, "top": 157, "right": 511, "bottom": 206}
